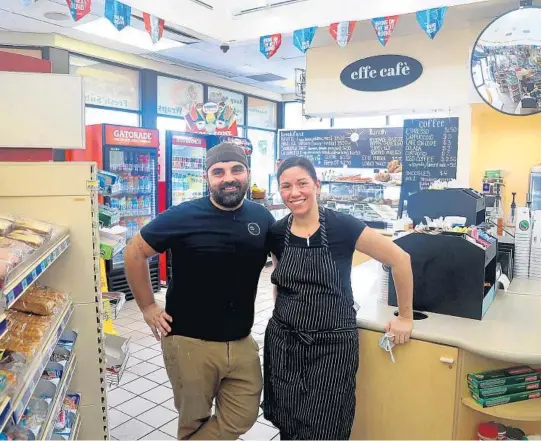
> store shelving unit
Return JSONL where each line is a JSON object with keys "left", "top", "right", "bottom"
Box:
{"left": 461, "top": 397, "right": 541, "bottom": 422}
{"left": 0, "top": 162, "right": 109, "bottom": 440}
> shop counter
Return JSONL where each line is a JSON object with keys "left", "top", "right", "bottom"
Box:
{"left": 351, "top": 280, "right": 541, "bottom": 440}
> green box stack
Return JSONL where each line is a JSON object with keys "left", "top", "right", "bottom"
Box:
{"left": 468, "top": 365, "right": 541, "bottom": 408}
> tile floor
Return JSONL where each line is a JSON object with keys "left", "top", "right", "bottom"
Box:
{"left": 107, "top": 266, "right": 279, "bottom": 440}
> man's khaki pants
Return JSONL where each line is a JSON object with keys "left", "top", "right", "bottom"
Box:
{"left": 162, "top": 335, "right": 262, "bottom": 440}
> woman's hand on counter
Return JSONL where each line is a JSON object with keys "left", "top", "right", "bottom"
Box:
{"left": 386, "top": 316, "right": 413, "bottom": 344}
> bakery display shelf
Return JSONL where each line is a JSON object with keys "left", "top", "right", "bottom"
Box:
{"left": 2, "top": 229, "right": 70, "bottom": 308}
{"left": 39, "top": 355, "right": 77, "bottom": 440}
{"left": 461, "top": 397, "right": 541, "bottom": 422}
{"left": 6, "top": 302, "right": 74, "bottom": 429}
{"left": 0, "top": 314, "right": 7, "bottom": 341}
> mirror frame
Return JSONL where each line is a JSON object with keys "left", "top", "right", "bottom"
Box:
{"left": 470, "top": 5, "right": 541, "bottom": 117}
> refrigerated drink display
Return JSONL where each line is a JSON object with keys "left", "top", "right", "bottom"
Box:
{"left": 106, "top": 148, "right": 157, "bottom": 270}
{"left": 169, "top": 134, "right": 207, "bottom": 206}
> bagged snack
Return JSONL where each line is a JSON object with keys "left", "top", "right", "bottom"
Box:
{"left": 0, "top": 336, "right": 40, "bottom": 358}
{"left": 13, "top": 217, "right": 53, "bottom": 237}
{"left": 42, "top": 369, "right": 63, "bottom": 381}
{"left": 0, "top": 369, "right": 18, "bottom": 392}
{"left": 6, "top": 230, "right": 45, "bottom": 249}
{"left": 0, "top": 218, "right": 13, "bottom": 236}
{"left": 0, "top": 248, "right": 22, "bottom": 267}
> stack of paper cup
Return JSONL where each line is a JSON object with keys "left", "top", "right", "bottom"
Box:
{"left": 529, "top": 211, "right": 541, "bottom": 280}
{"left": 514, "top": 207, "right": 532, "bottom": 278}
{"left": 377, "top": 263, "right": 390, "bottom": 304}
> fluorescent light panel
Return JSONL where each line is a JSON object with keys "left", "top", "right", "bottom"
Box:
{"left": 74, "top": 18, "right": 184, "bottom": 52}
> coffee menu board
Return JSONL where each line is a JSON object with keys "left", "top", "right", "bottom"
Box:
{"left": 399, "top": 117, "right": 459, "bottom": 214}
{"left": 278, "top": 128, "right": 403, "bottom": 168}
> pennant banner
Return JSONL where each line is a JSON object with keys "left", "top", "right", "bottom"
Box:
{"left": 144, "top": 12, "right": 165, "bottom": 44}
{"left": 329, "top": 21, "right": 356, "bottom": 48}
{"left": 260, "top": 34, "right": 282, "bottom": 59}
{"left": 293, "top": 27, "right": 317, "bottom": 54}
{"left": 416, "top": 7, "right": 447, "bottom": 40}
{"left": 105, "top": 0, "right": 131, "bottom": 31}
{"left": 371, "top": 16, "right": 399, "bottom": 46}
{"left": 66, "top": 0, "right": 91, "bottom": 21}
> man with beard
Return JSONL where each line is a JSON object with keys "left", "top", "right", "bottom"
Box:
{"left": 124, "top": 143, "right": 275, "bottom": 440}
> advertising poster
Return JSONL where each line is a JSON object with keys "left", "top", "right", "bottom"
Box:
{"left": 157, "top": 76, "right": 203, "bottom": 117}
{"left": 183, "top": 102, "right": 239, "bottom": 136}
{"left": 208, "top": 87, "right": 244, "bottom": 125}
{"left": 66, "top": 0, "right": 91, "bottom": 22}
{"left": 329, "top": 21, "right": 357, "bottom": 48}
{"left": 104, "top": 0, "right": 131, "bottom": 31}
{"left": 293, "top": 27, "right": 317, "bottom": 54}
{"left": 260, "top": 34, "right": 282, "bottom": 59}
{"left": 416, "top": 7, "right": 448, "bottom": 39}
{"left": 371, "top": 16, "right": 399, "bottom": 46}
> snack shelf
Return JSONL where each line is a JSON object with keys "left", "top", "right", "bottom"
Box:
{"left": 0, "top": 314, "right": 7, "bottom": 341}
{"left": 461, "top": 397, "right": 541, "bottom": 422}
{"left": 2, "top": 229, "right": 70, "bottom": 308}
{"left": 51, "top": 392, "right": 81, "bottom": 441}
{"left": 0, "top": 301, "right": 74, "bottom": 431}
{"left": 39, "top": 354, "right": 77, "bottom": 440}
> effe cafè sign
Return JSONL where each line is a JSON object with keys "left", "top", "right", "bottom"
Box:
{"left": 340, "top": 55, "right": 423, "bottom": 92}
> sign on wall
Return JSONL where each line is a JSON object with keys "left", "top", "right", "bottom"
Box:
{"left": 340, "top": 55, "right": 423, "bottom": 92}
{"left": 157, "top": 76, "right": 203, "bottom": 117}
{"left": 278, "top": 127, "right": 403, "bottom": 168}
{"left": 399, "top": 117, "right": 459, "bottom": 213}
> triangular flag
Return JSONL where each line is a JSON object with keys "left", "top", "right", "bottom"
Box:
{"left": 260, "top": 34, "right": 282, "bottom": 59}
{"left": 293, "top": 27, "right": 317, "bottom": 54}
{"left": 104, "top": 0, "right": 131, "bottom": 31}
{"left": 66, "top": 0, "right": 91, "bottom": 21}
{"left": 329, "top": 21, "right": 356, "bottom": 48}
{"left": 371, "top": 16, "right": 399, "bottom": 46}
{"left": 416, "top": 7, "right": 447, "bottom": 40}
{"left": 143, "top": 12, "right": 165, "bottom": 44}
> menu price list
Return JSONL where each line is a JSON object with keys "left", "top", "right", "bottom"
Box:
{"left": 400, "top": 117, "right": 459, "bottom": 211}
{"left": 278, "top": 128, "right": 402, "bottom": 169}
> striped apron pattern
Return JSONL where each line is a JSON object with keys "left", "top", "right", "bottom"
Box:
{"left": 263, "top": 207, "right": 359, "bottom": 440}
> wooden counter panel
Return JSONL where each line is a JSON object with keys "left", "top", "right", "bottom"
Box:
{"left": 351, "top": 329, "right": 458, "bottom": 440}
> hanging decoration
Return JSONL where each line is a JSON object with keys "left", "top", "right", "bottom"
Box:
{"left": 371, "top": 16, "right": 399, "bottom": 46}
{"left": 293, "top": 27, "right": 317, "bottom": 54}
{"left": 416, "top": 7, "right": 447, "bottom": 39}
{"left": 104, "top": 0, "right": 131, "bottom": 31}
{"left": 260, "top": 34, "right": 282, "bottom": 59}
{"left": 143, "top": 12, "right": 165, "bottom": 44}
{"left": 329, "top": 21, "right": 357, "bottom": 48}
{"left": 66, "top": 0, "right": 91, "bottom": 22}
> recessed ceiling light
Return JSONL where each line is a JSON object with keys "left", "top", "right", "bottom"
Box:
{"left": 44, "top": 12, "right": 71, "bottom": 21}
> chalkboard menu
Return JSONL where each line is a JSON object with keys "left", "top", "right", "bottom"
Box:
{"left": 278, "top": 128, "right": 403, "bottom": 168}
{"left": 399, "top": 117, "right": 459, "bottom": 213}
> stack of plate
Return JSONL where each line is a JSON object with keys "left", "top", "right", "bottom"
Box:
{"left": 529, "top": 211, "right": 541, "bottom": 280}
{"left": 514, "top": 207, "right": 532, "bottom": 279}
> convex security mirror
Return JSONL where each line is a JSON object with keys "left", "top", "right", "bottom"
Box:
{"left": 471, "top": 6, "right": 541, "bottom": 116}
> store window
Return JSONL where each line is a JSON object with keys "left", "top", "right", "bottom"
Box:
{"left": 333, "top": 116, "right": 387, "bottom": 128}
{"left": 157, "top": 76, "right": 203, "bottom": 117}
{"left": 70, "top": 55, "right": 140, "bottom": 111}
{"left": 208, "top": 87, "right": 245, "bottom": 126}
{"left": 247, "top": 129, "right": 276, "bottom": 193}
{"left": 247, "top": 97, "right": 277, "bottom": 129}
{"left": 85, "top": 107, "right": 140, "bottom": 126}
{"left": 284, "top": 102, "right": 331, "bottom": 129}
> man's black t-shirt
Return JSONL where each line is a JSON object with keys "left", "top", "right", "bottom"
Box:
{"left": 268, "top": 209, "right": 366, "bottom": 304}
{"left": 141, "top": 197, "right": 275, "bottom": 342}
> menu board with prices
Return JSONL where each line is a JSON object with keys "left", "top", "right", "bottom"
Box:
{"left": 399, "top": 117, "right": 459, "bottom": 213}
{"left": 278, "top": 128, "right": 403, "bottom": 169}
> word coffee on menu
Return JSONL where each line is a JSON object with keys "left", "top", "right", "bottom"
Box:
{"left": 400, "top": 117, "right": 459, "bottom": 209}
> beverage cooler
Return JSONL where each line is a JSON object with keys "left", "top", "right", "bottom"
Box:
{"left": 163, "top": 131, "right": 253, "bottom": 281}
{"left": 67, "top": 124, "right": 161, "bottom": 299}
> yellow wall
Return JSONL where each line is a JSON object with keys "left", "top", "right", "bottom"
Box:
{"left": 470, "top": 104, "right": 541, "bottom": 216}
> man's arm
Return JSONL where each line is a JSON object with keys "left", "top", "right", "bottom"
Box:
{"left": 124, "top": 233, "right": 172, "bottom": 340}
{"left": 355, "top": 227, "right": 414, "bottom": 343}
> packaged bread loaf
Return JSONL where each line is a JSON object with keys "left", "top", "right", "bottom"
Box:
{"left": 0, "top": 334, "right": 40, "bottom": 358}
{"left": 0, "top": 237, "right": 34, "bottom": 255}
{"left": 12, "top": 285, "right": 68, "bottom": 316}
{"left": 0, "top": 218, "right": 13, "bottom": 236}
{"left": 7, "top": 229, "right": 45, "bottom": 248}
{"left": 13, "top": 217, "right": 53, "bottom": 237}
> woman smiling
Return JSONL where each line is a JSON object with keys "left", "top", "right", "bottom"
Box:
{"left": 263, "top": 156, "right": 414, "bottom": 440}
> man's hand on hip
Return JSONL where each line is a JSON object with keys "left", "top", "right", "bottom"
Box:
{"left": 142, "top": 302, "right": 173, "bottom": 341}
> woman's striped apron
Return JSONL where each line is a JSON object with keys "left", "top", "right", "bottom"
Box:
{"left": 263, "top": 207, "right": 359, "bottom": 440}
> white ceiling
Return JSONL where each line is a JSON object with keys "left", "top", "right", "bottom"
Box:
{"left": 478, "top": 6, "right": 541, "bottom": 45}
{"left": 0, "top": 0, "right": 535, "bottom": 95}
